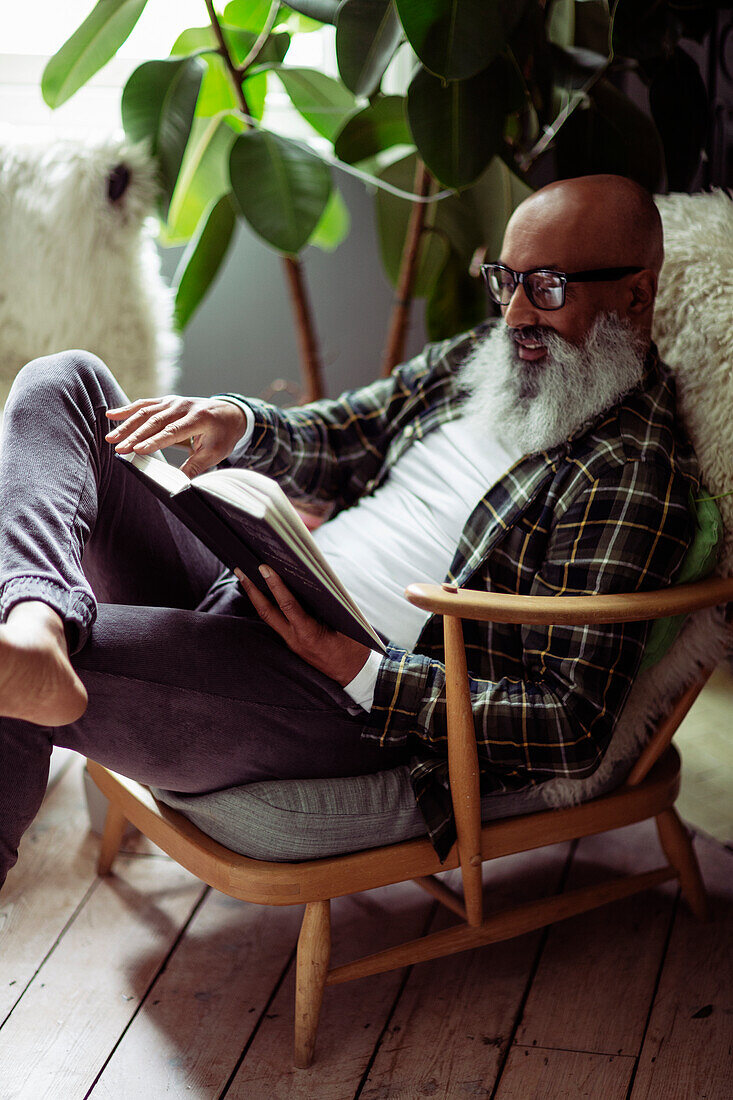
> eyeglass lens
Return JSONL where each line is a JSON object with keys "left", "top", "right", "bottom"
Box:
{"left": 485, "top": 266, "right": 565, "bottom": 310}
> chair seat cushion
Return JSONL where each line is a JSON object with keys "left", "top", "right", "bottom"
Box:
{"left": 151, "top": 757, "right": 631, "bottom": 862}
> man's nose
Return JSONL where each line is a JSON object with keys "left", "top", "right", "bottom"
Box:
{"left": 502, "top": 280, "right": 540, "bottom": 329}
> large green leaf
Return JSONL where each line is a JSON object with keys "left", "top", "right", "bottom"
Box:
{"left": 437, "top": 156, "right": 533, "bottom": 265}
{"left": 547, "top": 0, "right": 575, "bottom": 48}
{"left": 170, "top": 25, "right": 275, "bottom": 121}
{"left": 42, "top": 0, "right": 148, "bottom": 108}
{"left": 649, "top": 46, "right": 708, "bottom": 191}
{"left": 223, "top": 0, "right": 273, "bottom": 33}
{"left": 197, "top": 55, "right": 240, "bottom": 116}
{"left": 573, "top": 0, "right": 613, "bottom": 55}
{"left": 170, "top": 25, "right": 216, "bottom": 55}
{"left": 170, "top": 23, "right": 289, "bottom": 68}
{"left": 283, "top": 0, "right": 340, "bottom": 23}
{"left": 229, "top": 130, "right": 332, "bottom": 253}
{"left": 426, "top": 246, "right": 487, "bottom": 341}
{"left": 271, "top": 67, "right": 356, "bottom": 140}
{"left": 334, "top": 95, "right": 412, "bottom": 163}
{"left": 242, "top": 70, "right": 269, "bottom": 120}
{"left": 499, "top": 0, "right": 536, "bottom": 39}
{"left": 122, "top": 57, "right": 205, "bottom": 215}
{"left": 406, "top": 62, "right": 506, "bottom": 189}
{"left": 375, "top": 153, "right": 449, "bottom": 296}
{"left": 612, "top": 0, "right": 672, "bottom": 61}
{"left": 395, "top": 0, "right": 504, "bottom": 81}
{"left": 174, "top": 194, "right": 237, "bottom": 329}
{"left": 223, "top": 0, "right": 323, "bottom": 35}
{"left": 165, "top": 114, "right": 239, "bottom": 245}
{"left": 336, "top": 0, "right": 404, "bottom": 96}
{"left": 553, "top": 78, "right": 665, "bottom": 192}
{"left": 309, "top": 188, "right": 351, "bottom": 251}
{"left": 275, "top": 8, "right": 323, "bottom": 33}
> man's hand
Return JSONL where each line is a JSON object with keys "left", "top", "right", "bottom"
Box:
{"left": 236, "top": 566, "right": 370, "bottom": 687}
{"left": 105, "top": 396, "right": 247, "bottom": 478}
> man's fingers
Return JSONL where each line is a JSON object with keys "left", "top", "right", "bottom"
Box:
{"left": 179, "top": 451, "right": 217, "bottom": 478}
{"left": 105, "top": 403, "right": 170, "bottom": 446}
{"left": 258, "top": 566, "right": 308, "bottom": 627}
{"left": 236, "top": 570, "right": 290, "bottom": 635}
{"left": 106, "top": 398, "right": 164, "bottom": 420}
{"left": 116, "top": 410, "right": 196, "bottom": 454}
{"left": 130, "top": 417, "right": 199, "bottom": 454}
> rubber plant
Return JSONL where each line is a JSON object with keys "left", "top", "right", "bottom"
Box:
{"left": 41, "top": 0, "right": 717, "bottom": 395}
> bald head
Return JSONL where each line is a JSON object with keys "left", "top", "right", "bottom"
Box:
{"left": 499, "top": 174, "right": 663, "bottom": 346}
{"left": 511, "top": 175, "right": 663, "bottom": 274}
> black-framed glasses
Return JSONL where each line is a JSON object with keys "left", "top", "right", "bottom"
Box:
{"left": 480, "top": 262, "right": 644, "bottom": 311}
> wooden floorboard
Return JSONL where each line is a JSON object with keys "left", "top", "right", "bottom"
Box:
{"left": 225, "top": 881, "right": 434, "bottom": 1099}
{"left": 496, "top": 1047, "right": 636, "bottom": 1099}
{"left": 0, "top": 763, "right": 101, "bottom": 1023}
{"left": 359, "top": 846, "right": 569, "bottom": 1099}
{"left": 1, "top": 850, "right": 204, "bottom": 1100}
{"left": 90, "top": 889, "right": 304, "bottom": 1099}
{"left": 513, "top": 821, "right": 677, "bottom": 1059}
{"left": 630, "top": 831, "right": 733, "bottom": 1100}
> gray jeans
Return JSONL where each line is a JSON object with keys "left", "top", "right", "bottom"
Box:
{"left": 0, "top": 351, "right": 407, "bottom": 888}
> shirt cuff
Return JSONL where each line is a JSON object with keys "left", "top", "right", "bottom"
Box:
{"left": 211, "top": 394, "right": 255, "bottom": 448}
{"left": 342, "top": 649, "right": 382, "bottom": 712}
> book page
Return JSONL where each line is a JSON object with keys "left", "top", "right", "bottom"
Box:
{"left": 127, "top": 452, "right": 187, "bottom": 494}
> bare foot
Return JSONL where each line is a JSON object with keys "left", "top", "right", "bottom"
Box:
{"left": 0, "top": 602, "right": 88, "bottom": 726}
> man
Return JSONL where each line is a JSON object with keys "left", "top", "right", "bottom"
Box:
{"left": 0, "top": 175, "right": 698, "bottom": 885}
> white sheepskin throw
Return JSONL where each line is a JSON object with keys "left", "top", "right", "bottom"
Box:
{"left": 0, "top": 134, "right": 179, "bottom": 408}
{"left": 541, "top": 188, "right": 733, "bottom": 807}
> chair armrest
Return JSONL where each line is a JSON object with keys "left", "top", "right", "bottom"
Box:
{"left": 405, "top": 575, "right": 733, "bottom": 626}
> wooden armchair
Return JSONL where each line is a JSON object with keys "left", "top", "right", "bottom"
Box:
{"left": 89, "top": 570, "right": 733, "bottom": 1068}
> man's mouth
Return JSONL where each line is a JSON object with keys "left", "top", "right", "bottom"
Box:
{"left": 516, "top": 341, "right": 547, "bottom": 362}
{"left": 512, "top": 332, "right": 549, "bottom": 362}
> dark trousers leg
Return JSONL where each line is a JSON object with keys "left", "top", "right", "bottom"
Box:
{"left": 0, "top": 352, "right": 402, "bottom": 887}
{"left": 0, "top": 349, "right": 224, "bottom": 640}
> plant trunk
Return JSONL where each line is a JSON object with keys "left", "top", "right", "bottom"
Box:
{"left": 206, "top": 0, "right": 326, "bottom": 401}
{"left": 380, "top": 160, "right": 433, "bottom": 377}
{"left": 283, "top": 256, "right": 325, "bottom": 402}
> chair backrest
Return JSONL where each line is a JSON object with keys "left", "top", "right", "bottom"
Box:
{"left": 653, "top": 189, "right": 733, "bottom": 571}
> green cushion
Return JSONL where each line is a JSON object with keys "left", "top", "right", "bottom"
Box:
{"left": 640, "top": 488, "right": 724, "bottom": 670}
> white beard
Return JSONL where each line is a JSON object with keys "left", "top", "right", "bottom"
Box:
{"left": 458, "top": 313, "right": 648, "bottom": 455}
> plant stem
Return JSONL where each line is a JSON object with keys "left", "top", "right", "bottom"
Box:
{"left": 380, "top": 159, "right": 433, "bottom": 377}
{"left": 204, "top": 0, "right": 326, "bottom": 400}
{"left": 204, "top": 0, "right": 252, "bottom": 116}
{"left": 283, "top": 256, "right": 324, "bottom": 401}
{"left": 237, "top": 0, "right": 280, "bottom": 75}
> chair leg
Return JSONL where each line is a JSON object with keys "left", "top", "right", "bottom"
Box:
{"left": 655, "top": 808, "right": 710, "bottom": 920}
{"left": 97, "top": 802, "right": 128, "bottom": 876}
{"left": 294, "top": 899, "right": 331, "bottom": 1069}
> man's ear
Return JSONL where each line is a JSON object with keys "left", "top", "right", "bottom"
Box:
{"left": 628, "top": 269, "right": 657, "bottom": 315}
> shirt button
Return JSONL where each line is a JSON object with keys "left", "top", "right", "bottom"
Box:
{"left": 404, "top": 424, "right": 414, "bottom": 437}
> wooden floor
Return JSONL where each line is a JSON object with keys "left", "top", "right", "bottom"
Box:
{"left": 2, "top": 672, "right": 732, "bottom": 1099}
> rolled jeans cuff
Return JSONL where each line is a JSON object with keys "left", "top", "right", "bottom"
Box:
{"left": 0, "top": 575, "right": 96, "bottom": 654}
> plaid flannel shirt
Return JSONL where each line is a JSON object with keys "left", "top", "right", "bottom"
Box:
{"left": 233, "top": 322, "right": 699, "bottom": 858}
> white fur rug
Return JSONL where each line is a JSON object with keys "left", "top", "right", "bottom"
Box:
{"left": 0, "top": 135, "right": 179, "bottom": 408}
{"left": 542, "top": 188, "right": 733, "bottom": 806}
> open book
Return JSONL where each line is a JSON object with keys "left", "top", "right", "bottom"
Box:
{"left": 119, "top": 453, "right": 385, "bottom": 652}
